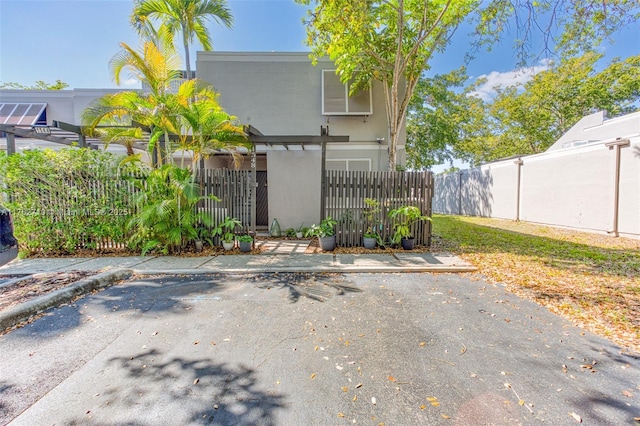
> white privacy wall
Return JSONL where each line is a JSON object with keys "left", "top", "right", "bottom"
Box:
{"left": 433, "top": 136, "right": 640, "bottom": 238}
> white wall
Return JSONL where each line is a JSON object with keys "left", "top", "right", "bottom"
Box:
{"left": 434, "top": 136, "right": 640, "bottom": 238}
{"left": 0, "top": 88, "right": 125, "bottom": 125}
{"left": 267, "top": 150, "right": 322, "bottom": 229}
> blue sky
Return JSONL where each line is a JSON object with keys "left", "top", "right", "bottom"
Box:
{"left": 1, "top": 0, "right": 638, "bottom": 93}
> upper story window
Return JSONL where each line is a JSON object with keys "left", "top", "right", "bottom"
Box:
{"left": 322, "top": 70, "right": 372, "bottom": 116}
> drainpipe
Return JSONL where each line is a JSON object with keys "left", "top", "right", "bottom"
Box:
{"left": 514, "top": 158, "right": 523, "bottom": 222}
{"left": 604, "top": 138, "right": 630, "bottom": 237}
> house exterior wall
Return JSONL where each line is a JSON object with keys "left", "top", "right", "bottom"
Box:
{"left": 196, "top": 52, "right": 395, "bottom": 152}
{"left": 197, "top": 51, "right": 402, "bottom": 228}
{"left": 267, "top": 150, "right": 322, "bottom": 230}
{"left": 0, "top": 89, "right": 125, "bottom": 125}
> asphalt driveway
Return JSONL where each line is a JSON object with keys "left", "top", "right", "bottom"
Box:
{"left": 1, "top": 272, "right": 638, "bottom": 425}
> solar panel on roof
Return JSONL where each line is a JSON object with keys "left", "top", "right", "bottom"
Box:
{"left": 0, "top": 103, "right": 47, "bottom": 125}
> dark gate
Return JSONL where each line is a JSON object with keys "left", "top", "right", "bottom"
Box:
{"left": 255, "top": 171, "right": 268, "bottom": 227}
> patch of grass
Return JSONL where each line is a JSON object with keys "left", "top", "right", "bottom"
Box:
{"left": 432, "top": 214, "right": 640, "bottom": 354}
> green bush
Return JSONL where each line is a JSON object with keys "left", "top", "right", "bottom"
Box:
{"left": 126, "top": 164, "right": 219, "bottom": 255}
{"left": 0, "top": 149, "right": 133, "bottom": 255}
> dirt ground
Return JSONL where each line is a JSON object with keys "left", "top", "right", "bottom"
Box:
{"left": 0, "top": 271, "right": 96, "bottom": 311}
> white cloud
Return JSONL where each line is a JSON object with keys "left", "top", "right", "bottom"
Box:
{"left": 469, "top": 59, "right": 552, "bottom": 101}
{"left": 122, "top": 78, "right": 140, "bottom": 87}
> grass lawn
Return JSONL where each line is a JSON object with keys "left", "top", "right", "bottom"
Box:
{"left": 431, "top": 214, "right": 640, "bottom": 354}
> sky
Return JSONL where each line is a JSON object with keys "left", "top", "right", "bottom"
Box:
{"left": 2, "top": 0, "right": 638, "bottom": 92}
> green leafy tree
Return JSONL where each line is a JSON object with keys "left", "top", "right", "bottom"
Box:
{"left": 0, "top": 149, "right": 131, "bottom": 254}
{"left": 298, "top": 0, "right": 478, "bottom": 170}
{"left": 486, "top": 53, "right": 640, "bottom": 159}
{"left": 126, "top": 163, "right": 218, "bottom": 254}
{"left": 171, "top": 79, "right": 250, "bottom": 170}
{"left": 0, "top": 80, "right": 69, "bottom": 90}
{"left": 131, "top": 0, "right": 233, "bottom": 79}
{"left": 298, "top": 0, "right": 639, "bottom": 170}
{"left": 406, "top": 67, "right": 488, "bottom": 170}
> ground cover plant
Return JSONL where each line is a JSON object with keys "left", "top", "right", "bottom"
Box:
{"left": 431, "top": 214, "right": 640, "bottom": 354}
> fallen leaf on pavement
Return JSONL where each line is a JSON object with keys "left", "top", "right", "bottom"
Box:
{"left": 569, "top": 412, "right": 582, "bottom": 423}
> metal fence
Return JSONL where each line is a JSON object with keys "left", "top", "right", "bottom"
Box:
{"left": 323, "top": 170, "right": 434, "bottom": 247}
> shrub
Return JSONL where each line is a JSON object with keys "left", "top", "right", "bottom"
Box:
{"left": 0, "top": 149, "right": 132, "bottom": 254}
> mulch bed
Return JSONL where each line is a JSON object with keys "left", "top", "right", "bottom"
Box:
{"left": 0, "top": 271, "right": 97, "bottom": 311}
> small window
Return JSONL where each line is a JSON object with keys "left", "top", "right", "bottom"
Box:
{"left": 322, "top": 70, "right": 372, "bottom": 115}
{"left": 326, "top": 159, "right": 372, "bottom": 172}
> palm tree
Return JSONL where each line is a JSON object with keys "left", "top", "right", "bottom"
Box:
{"left": 82, "top": 39, "right": 183, "bottom": 165}
{"left": 131, "top": 0, "right": 233, "bottom": 80}
{"left": 172, "top": 79, "right": 250, "bottom": 170}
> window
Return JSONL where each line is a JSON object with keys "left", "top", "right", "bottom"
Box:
{"left": 326, "top": 159, "right": 372, "bottom": 171}
{"left": 322, "top": 70, "right": 372, "bottom": 115}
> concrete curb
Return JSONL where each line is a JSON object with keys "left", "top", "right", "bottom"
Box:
{"left": 0, "top": 268, "right": 132, "bottom": 331}
{"left": 131, "top": 265, "right": 477, "bottom": 275}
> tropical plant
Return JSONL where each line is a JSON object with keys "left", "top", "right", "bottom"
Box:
{"left": 388, "top": 206, "right": 430, "bottom": 246}
{"left": 212, "top": 216, "right": 241, "bottom": 243}
{"left": 82, "top": 39, "right": 183, "bottom": 166}
{"left": 131, "top": 0, "right": 233, "bottom": 80}
{"left": 126, "top": 164, "right": 218, "bottom": 254}
{"left": 305, "top": 216, "right": 337, "bottom": 238}
{"left": 236, "top": 234, "right": 253, "bottom": 243}
{"left": 362, "top": 198, "right": 381, "bottom": 238}
{"left": 0, "top": 148, "right": 131, "bottom": 255}
{"left": 171, "top": 79, "right": 250, "bottom": 169}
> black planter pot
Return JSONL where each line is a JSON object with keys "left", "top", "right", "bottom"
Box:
{"left": 319, "top": 235, "right": 336, "bottom": 251}
{"left": 239, "top": 241, "right": 252, "bottom": 253}
{"left": 401, "top": 237, "right": 415, "bottom": 250}
{"left": 363, "top": 237, "right": 377, "bottom": 249}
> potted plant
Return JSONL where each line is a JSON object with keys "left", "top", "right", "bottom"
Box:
{"left": 362, "top": 198, "right": 381, "bottom": 249}
{"left": 213, "top": 216, "right": 241, "bottom": 251}
{"left": 295, "top": 223, "right": 305, "bottom": 239}
{"left": 237, "top": 234, "right": 253, "bottom": 253}
{"left": 389, "top": 205, "right": 430, "bottom": 250}
{"left": 305, "top": 216, "right": 337, "bottom": 251}
{"left": 194, "top": 225, "right": 212, "bottom": 252}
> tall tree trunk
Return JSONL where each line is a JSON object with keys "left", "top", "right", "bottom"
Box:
{"left": 183, "top": 32, "right": 192, "bottom": 79}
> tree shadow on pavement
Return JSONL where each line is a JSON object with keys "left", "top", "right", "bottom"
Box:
{"left": 81, "top": 349, "right": 287, "bottom": 425}
{"left": 10, "top": 275, "right": 230, "bottom": 339}
{"left": 0, "top": 381, "right": 16, "bottom": 425}
{"left": 247, "top": 272, "right": 362, "bottom": 302}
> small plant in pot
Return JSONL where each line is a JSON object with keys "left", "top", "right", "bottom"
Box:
{"left": 213, "top": 216, "right": 241, "bottom": 251}
{"left": 389, "top": 206, "right": 430, "bottom": 250}
{"left": 362, "top": 198, "right": 381, "bottom": 249}
{"left": 305, "top": 216, "right": 337, "bottom": 251}
{"left": 295, "top": 223, "right": 305, "bottom": 239}
{"left": 194, "top": 225, "right": 213, "bottom": 252}
{"left": 237, "top": 234, "right": 253, "bottom": 253}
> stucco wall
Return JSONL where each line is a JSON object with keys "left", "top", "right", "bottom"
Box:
{"left": 197, "top": 52, "right": 390, "bottom": 142}
{"left": 0, "top": 89, "right": 125, "bottom": 125}
{"left": 433, "top": 136, "right": 640, "bottom": 238}
{"left": 266, "top": 150, "right": 322, "bottom": 230}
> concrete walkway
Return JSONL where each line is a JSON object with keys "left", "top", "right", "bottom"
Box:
{"left": 0, "top": 246, "right": 475, "bottom": 275}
